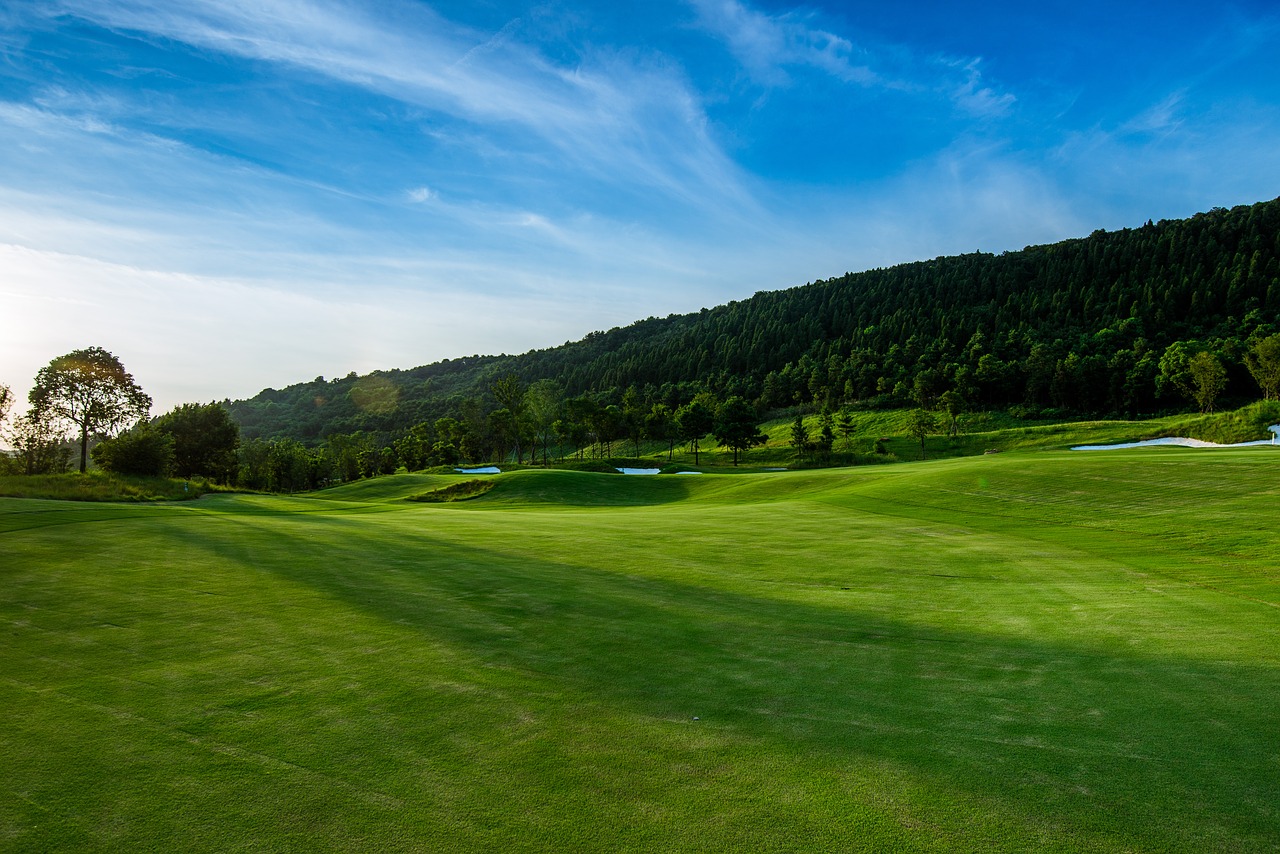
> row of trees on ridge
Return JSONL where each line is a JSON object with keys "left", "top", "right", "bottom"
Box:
{"left": 228, "top": 199, "right": 1280, "bottom": 443}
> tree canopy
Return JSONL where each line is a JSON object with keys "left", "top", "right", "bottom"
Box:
{"left": 712, "top": 396, "right": 766, "bottom": 466}
{"left": 1245, "top": 334, "right": 1280, "bottom": 400}
{"left": 155, "top": 402, "right": 241, "bottom": 482}
{"left": 91, "top": 423, "right": 174, "bottom": 477}
{"left": 29, "top": 347, "right": 151, "bottom": 473}
{"left": 676, "top": 397, "right": 715, "bottom": 466}
{"left": 907, "top": 409, "right": 939, "bottom": 460}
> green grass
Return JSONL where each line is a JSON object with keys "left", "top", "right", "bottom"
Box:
{"left": 3, "top": 447, "right": 1280, "bottom": 850}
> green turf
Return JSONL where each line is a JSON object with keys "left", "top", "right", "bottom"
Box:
{"left": 3, "top": 447, "right": 1279, "bottom": 851}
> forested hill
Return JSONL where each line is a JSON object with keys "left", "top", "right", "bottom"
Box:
{"left": 229, "top": 197, "right": 1280, "bottom": 441}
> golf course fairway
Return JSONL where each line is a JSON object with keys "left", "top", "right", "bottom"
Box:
{"left": 3, "top": 448, "right": 1278, "bottom": 851}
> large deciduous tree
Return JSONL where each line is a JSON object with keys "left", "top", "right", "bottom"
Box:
{"left": 29, "top": 347, "right": 151, "bottom": 473}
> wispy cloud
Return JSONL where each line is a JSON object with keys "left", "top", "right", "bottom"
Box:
{"left": 687, "top": 0, "right": 875, "bottom": 86}
{"left": 405, "top": 186, "right": 435, "bottom": 204}
{"left": 689, "top": 0, "right": 1014, "bottom": 117}
{"left": 45, "top": 0, "right": 755, "bottom": 216}
{"left": 947, "top": 58, "right": 1016, "bottom": 118}
{"left": 1121, "top": 91, "right": 1186, "bottom": 136}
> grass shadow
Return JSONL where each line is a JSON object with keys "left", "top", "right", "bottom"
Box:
{"left": 165, "top": 507, "right": 1280, "bottom": 851}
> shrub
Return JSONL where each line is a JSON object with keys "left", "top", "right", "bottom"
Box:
{"left": 91, "top": 426, "right": 174, "bottom": 477}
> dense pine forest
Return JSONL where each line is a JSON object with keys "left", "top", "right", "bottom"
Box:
{"left": 222, "top": 197, "right": 1280, "bottom": 470}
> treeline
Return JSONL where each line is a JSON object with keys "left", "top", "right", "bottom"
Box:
{"left": 1, "top": 350, "right": 769, "bottom": 490}
{"left": 232, "top": 383, "right": 766, "bottom": 489}
{"left": 0, "top": 350, "right": 247, "bottom": 483}
{"left": 230, "top": 198, "right": 1280, "bottom": 444}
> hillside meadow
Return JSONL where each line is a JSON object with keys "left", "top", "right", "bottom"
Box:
{"left": 3, "top": 447, "right": 1279, "bottom": 851}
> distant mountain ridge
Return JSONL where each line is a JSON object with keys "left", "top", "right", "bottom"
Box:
{"left": 228, "top": 196, "right": 1280, "bottom": 442}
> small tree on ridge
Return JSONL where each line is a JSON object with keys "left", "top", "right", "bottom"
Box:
{"left": 907, "top": 409, "right": 938, "bottom": 460}
{"left": 712, "top": 396, "right": 766, "bottom": 466}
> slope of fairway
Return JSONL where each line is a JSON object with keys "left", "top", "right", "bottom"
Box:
{"left": 3, "top": 452, "right": 1279, "bottom": 852}
{"left": 317, "top": 467, "right": 884, "bottom": 509}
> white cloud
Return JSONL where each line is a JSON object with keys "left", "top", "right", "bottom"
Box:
{"left": 688, "top": 0, "right": 875, "bottom": 86}
{"left": 1121, "top": 91, "right": 1186, "bottom": 136}
{"left": 1046, "top": 90, "right": 1280, "bottom": 219}
{"left": 690, "top": 0, "right": 1016, "bottom": 118}
{"left": 46, "top": 0, "right": 754, "bottom": 215}
{"left": 948, "top": 58, "right": 1016, "bottom": 118}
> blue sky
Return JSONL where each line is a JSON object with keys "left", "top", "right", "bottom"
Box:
{"left": 3, "top": 0, "right": 1279, "bottom": 414}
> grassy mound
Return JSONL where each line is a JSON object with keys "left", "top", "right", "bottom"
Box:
{"left": 1154, "top": 399, "right": 1280, "bottom": 444}
{"left": 464, "top": 469, "right": 692, "bottom": 507}
{"left": 313, "top": 472, "right": 462, "bottom": 503}
{"left": 406, "top": 479, "right": 495, "bottom": 503}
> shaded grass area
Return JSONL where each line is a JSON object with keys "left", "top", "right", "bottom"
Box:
{"left": 2, "top": 452, "right": 1279, "bottom": 850}
{"left": 406, "top": 479, "right": 495, "bottom": 503}
{"left": 322, "top": 469, "right": 695, "bottom": 508}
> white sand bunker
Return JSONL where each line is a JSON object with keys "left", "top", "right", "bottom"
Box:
{"left": 456, "top": 466, "right": 501, "bottom": 473}
{"left": 1073, "top": 426, "right": 1280, "bottom": 451}
{"left": 674, "top": 471, "right": 704, "bottom": 475}
{"left": 616, "top": 467, "right": 661, "bottom": 475}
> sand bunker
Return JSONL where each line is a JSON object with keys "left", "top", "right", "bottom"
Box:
{"left": 616, "top": 467, "right": 661, "bottom": 475}
{"left": 1073, "top": 426, "right": 1280, "bottom": 451}
{"left": 455, "top": 466, "right": 501, "bottom": 474}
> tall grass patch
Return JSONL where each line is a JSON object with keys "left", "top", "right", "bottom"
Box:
{"left": 0, "top": 471, "right": 227, "bottom": 501}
